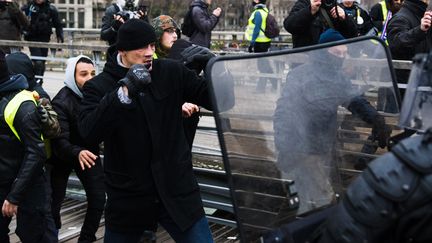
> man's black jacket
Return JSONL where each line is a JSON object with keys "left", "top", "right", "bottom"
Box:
{"left": 79, "top": 47, "right": 215, "bottom": 233}
{"left": 0, "top": 75, "right": 46, "bottom": 205}
{"left": 284, "top": 0, "right": 357, "bottom": 48}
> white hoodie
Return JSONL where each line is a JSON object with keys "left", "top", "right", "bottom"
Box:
{"left": 64, "top": 55, "right": 94, "bottom": 98}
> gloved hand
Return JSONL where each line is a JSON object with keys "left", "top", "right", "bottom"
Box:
{"left": 180, "top": 44, "right": 216, "bottom": 66}
{"left": 248, "top": 44, "right": 254, "bottom": 53}
{"left": 111, "top": 18, "right": 123, "bottom": 32}
{"left": 37, "top": 102, "right": 49, "bottom": 124}
{"left": 118, "top": 64, "right": 152, "bottom": 98}
{"left": 371, "top": 115, "right": 391, "bottom": 148}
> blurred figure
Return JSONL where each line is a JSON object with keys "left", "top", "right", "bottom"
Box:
{"left": 369, "top": 0, "right": 403, "bottom": 42}
{"left": 189, "top": 0, "right": 222, "bottom": 48}
{"left": 284, "top": 0, "right": 357, "bottom": 48}
{"left": 245, "top": 0, "right": 277, "bottom": 93}
{"left": 340, "top": 0, "right": 374, "bottom": 36}
{"left": 387, "top": 0, "right": 431, "bottom": 99}
{"left": 50, "top": 55, "right": 105, "bottom": 243}
{"left": 100, "top": 0, "right": 149, "bottom": 46}
{"left": 0, "top": 0, "right": 29, "bottom": 53}
{"left": 274, "top": 29, "right": 389, "bottom": 214}
{"left": 22, "top": 0, "right": 63, "bottom": 84}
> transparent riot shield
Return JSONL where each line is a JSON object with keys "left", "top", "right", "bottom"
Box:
{"left": 399, "top": 52, "right": 432, "bottom": 131}
{"left": 207, "top": 37, "right": 402, "bottom": 242}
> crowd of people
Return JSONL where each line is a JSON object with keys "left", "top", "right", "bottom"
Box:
{"left": 0, "top": 0, "right": 431, "bottom": 242}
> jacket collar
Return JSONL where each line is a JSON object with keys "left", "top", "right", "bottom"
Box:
{"left": 402, "top": 0, "right": 427, "bottom": 17}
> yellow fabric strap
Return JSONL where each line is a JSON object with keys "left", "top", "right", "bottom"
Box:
{"left": 153, "top": 53, "right": 158, "bottom": 59}
{"left": 4, "top": 90, "right": 37, "bottom": 141}
{"left": 245, "top": 8, "right": 271, "bottom": 42}
{"left": 379, "top": 1, "right": 388, "bottom": 22}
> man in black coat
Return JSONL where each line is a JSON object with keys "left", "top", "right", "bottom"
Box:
{"left": 79, "top": 19, "right": 218, "bottom": 242}
{"left": 387, "top": 0, "right": 432, "bottom": 98}
{"left": 189, "top": 0, "right": 222, "bottom": 48}
{"left": 284, "top": 0, "right": 358, "bottom": 48}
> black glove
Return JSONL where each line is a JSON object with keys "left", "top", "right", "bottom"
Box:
{"left": 111, "top": 18, "right": 123, "bottom": 31}
{"left": 180, "top": 44, "right": 216, "bottom": 66}
{"left": 118, "top": 64, "right": 152, "bottom": 98}
{"left": 371, "top": 115, "right": 391, "bottom": 148}
{"left": 248, "top": 44, "right": 254, "bottom": 53}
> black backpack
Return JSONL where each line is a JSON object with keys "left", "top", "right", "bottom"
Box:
{"left": 181, "top": 7, "right": 195, "bottom": 37}
{"left": 263, "top": 12, "right": 280, "bottom": 38}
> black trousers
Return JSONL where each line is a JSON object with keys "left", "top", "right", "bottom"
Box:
{"left": 254, "top": 42, "right": 277, "bottom": 92}
{"left": 50, "top": 159, "right": 105, "bottom": 242}
{"left": 0, "top": 177, "right": 50, "bottom": 243}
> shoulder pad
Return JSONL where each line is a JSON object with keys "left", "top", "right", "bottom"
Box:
{"left": 392, "top": 135, "right": 432, "bottom": 173}
{"left": 363, "top": 152, "right": 419, "bottom": 201}
{"left": 345, "top": 175, "right": 397, "bottom": 227}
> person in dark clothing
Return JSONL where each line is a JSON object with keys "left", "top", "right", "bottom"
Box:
{"left": 100, "top": 0, "right": 149, "bottom": 46}
{"left": 0, "top": 0, "right": 29, "bottom": 53}
{"left": 189, "top": 0, "right": 222, "bottom": 48}
{"left": 50, "top": 55, "right": 105, "bottom": 243}
{"left": 284, "top": 0, "right": 357, "bottom": 48}
{"left": 387, "top": 0, "right": 431, "bottom": 99}
{"left": 274, "top": 29, "right": 389, "bottom": 214}
{"left": 21, "top": 0, "right": 63, "bottom": 83}
{"left": 311, "top": 51, "right": 432, "bottom": 243}
{"left": 245, "top": 0, "right": 278, "bottom": 93}
{"left": 151, "top": 15, "right": 201, "bottom": 149}
{"left": 341, "top": 0, "right": 374, "bottom": 36}
{"left": 0, "top": 49, "right": 51, "bottom": 243}
{"left": 79, "top": 19, "right": 222, "bottom": 242}
{"left": 370, "top": 0, "right": 402, "bottom": 41}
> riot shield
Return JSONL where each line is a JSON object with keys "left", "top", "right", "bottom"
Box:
{"left": 207, "top": 37, "right": 402, "bottom": 242}
{"left": 399, "top": 52, "right": 432, "bottom": 131}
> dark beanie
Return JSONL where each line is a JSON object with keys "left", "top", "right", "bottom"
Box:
{"left": 115, "top": 19, "right": 157, "bottom": 51}
{"left": 0, "top": 50, "right": 9, "bottom": 84}
{"left": 318, "top": 28, "right": 345, "bottom": 44}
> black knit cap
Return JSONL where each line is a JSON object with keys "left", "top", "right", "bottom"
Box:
{"left": 115, "top": 19, "right": 157, "bottom": 51}
{"left": 0, "top": 49, "right": 9, "bottom": 84}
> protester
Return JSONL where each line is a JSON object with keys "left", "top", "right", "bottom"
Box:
{"left": 151, "top": 15, "right": 201, "bottom": 148}
{"left": 79, "top": 19, "right": 223, "bottom": 242}
{"left": 340, "top": 0, "right": 374, "bottom": 36}
{"left": 49, "top": 55, "right": 105, "bottom": 243}
{"left": 370, "top": 0, "right": 403, "bottom": 42}
{"left": 100, "top": 0, "right": 149, "bottom": 46}
{"left": 284, "top": 0, "right": 357, "bottom": 48}
{"left": 0, "top": 49, "right": 51, "bottom": 242}
{"left": 21, "top": 0, "right": 63, "bottom": 84}
{"left": 387, "top": 0, "right": 432, "bottom": 99}
{"left": 245, "top": 0, "right": 277, "bottom": 93}
{"left": 0, "top": 0, "right": 29, "bottom": 53}
{"left": 189, "top": 0, "right": 222, "bottom": 48}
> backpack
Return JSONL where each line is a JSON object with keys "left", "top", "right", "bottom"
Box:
{"left": 262, "top": 12, "right": 280, "bottom": 38}
{"left": 181, "top": 7, "right": 195, "bottom": 37}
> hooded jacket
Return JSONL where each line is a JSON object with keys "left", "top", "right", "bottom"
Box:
{"left": 0, "top": 74, "right": 46, "bottom": 205}
{"left": 79, "top": 46, "right": 215, "bottom": 232}
{"left": 51, "top": 55, "right": 99, "bottom": 166}
{"left": 189, "top": 0, "right": 219, "bottom": 48}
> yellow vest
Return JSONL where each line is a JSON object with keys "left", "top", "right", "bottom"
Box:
{"left": 378, "top": 1, "right": 389, "bottom": 44}
{"left": 4, "top": 90, "right": 51, "bottom": 157}
{"left": 245, "top": 8, "right": 271, "bottom": 43}
{"left": 153, "top": 53, "right": 158, "bottom": 59}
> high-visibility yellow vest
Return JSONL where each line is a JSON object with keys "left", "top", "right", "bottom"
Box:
{"left": 153, "top": 53, "right": 158, "bottom": 59}
{"left": 4, "top": 90, "right": 51, "bottom": 157}
{"left": 245, "top": 8, "right": 271, "bottom": 43}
